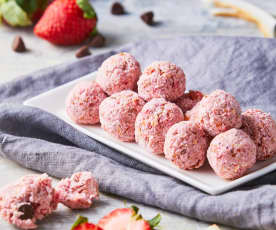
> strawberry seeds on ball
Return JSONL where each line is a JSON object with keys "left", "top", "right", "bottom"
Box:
{"left": 99, "top": 90, "right": 145, "bottom": 142}
{"left": 135, "top": 98, "right": 184, "bottom": 154}
{"left": 34, "top": 0, "right": 97, "bottom": 45}
{"left": 207, "top": 128, "right": 257, "bottom": 180}
{"left": 66, "top": 80, "right": 107, "bottom": 125}
{"left": 137, "top": 61, "right": 186, "bottom": 102}
{"left": 242, "top": 109, "right": 276, "bottom": 160}
{"left": 164, "top": 121, "right": 209, "bottom": 170}
{"left": 96, "top": 53, "right": 141, "bottom": 95}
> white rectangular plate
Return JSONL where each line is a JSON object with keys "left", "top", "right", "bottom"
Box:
{"left": 24, "top": 72, "right": 276, "bottom": 195}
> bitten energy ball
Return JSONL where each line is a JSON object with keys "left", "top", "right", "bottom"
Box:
{"left": 0, "top": 174, "right": 58, "bottom": 229}
{"left": 66, "top": 80, "right": 107, "bottom": 125}
{"left": 207, "top": 129, "right": 257, "bottom": 180}
{"left": 99, "top": 90, "right": 145, "bottom": 142}
{"left": 164, "top": 121, "right": 208, "bottom": 170}
{"left": 191, "top": 89, "right": 242, "bottom": 137}
{"left": 135, "top": 98, "right": 184, "bottom": 154}
{"left": 137, "top": 61, "right": 186, "bottom": 101}
{"left": 55, "top": 172, "right": 99, "bottom": 210}
{"left": 175, "top": 90, "right": 204, "bottom": 114}
{"left": 242, "top": 109, "right": 276, "bottom": 160}
{"left": 96, "top": 52, "right": 141, "bottom": 95}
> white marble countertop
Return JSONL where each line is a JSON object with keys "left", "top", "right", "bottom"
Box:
{"left": 0, "top": 0, "right": 275, "bottom": 229}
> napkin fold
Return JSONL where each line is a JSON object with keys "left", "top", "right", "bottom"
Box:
{"left": 1, "top": 36, "right": 276, "bottom": 229}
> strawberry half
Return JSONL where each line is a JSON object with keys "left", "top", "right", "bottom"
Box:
{"left": 74, "top": 223, "right": 103, "bottom": 230}
{"left": 98, "top": 206, "right": 161, "bottom": 230}
{"left": 34, "top": 0, "right": 97, "bottom": 45}
{"left": 71, "top": 216, "right": 103, "bottom": 230}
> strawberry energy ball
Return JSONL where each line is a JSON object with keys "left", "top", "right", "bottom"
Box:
{"left": 99, "top": 90, "right": 145, "bottom": 142}
{"left": 191, "top": 89, "right": 242, "bottom": 137}
{"left": 164, "top": 121, "right": 209, "bottom": 170}
{"left": 55, "top": 172, "right": 99, "bottom": 210}
{"left": 66, "top": 80, "right": 107, "bottom": 125}
{"left": 175, "top": 90, "right": 204, "bottom": 114}
{"left": 135, "top": 98, "right": 184, "bottom": 154}
{"left": 96, "top": 52, "right": 141, "bottom": 95}
{"left": 137, "top": 61, "right": 186, "bottom": 101}
{"left": 207, "top": 129, "right": 257, "bottom": 180}
{"left": 0, "top": 174, "right": 58, "bottom": 229}
{"left": 242, "top": 109, "right": 276, "bottom": 160}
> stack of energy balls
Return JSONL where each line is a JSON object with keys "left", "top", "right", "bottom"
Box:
{"left": 66, "top": 52, "right": 276, "bottom": 180}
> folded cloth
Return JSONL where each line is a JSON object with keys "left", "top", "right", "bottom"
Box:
{"left": 0, "top": 36, "right": 276, "bottom": 230}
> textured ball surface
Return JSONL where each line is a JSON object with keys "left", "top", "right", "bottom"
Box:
{"left": 99, "top": 90, "right": 145, "bottom": 142}
{"left": 190, "top": 89, "right": 242, "bottom": 137}
{"left": 96, "top": 52, "right": 141, "bottom": 95}
{"left": 207, "top": 128, "right": 257, "bottom": 180}
{"left": 135, "top": 98, "right": 184, "bottom": 154}
{"left": 66, "top": 80, "right": 107, "bottom": 125}
{"left": 242, "top": 109, "right": 276, "bottom": 160}
{"left": 164, "top": 121, "right": 208, "bottom": 170}
{"left": 137, "top": 61, "right": 186, "bottom": 101}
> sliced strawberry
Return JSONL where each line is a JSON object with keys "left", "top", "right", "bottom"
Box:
{"left": 74, "top": 223, "right": 103, "bottom": 230}
{"left": 98, "top": 206, "right": 161, "bottom": 230}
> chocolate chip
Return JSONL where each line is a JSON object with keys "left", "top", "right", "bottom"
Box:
{"left": 141, "top": 11, "right": 154, "bottom": 25}
{"left": 89, "top": 34, "right": 105, "bottom": 47}
{"left": 18, "top": 203, "right": 34, "bottom": 220}
{"left": 111, "top": 2, "right": 125, "bottom": 15}
{"left": 75, "top": 46, "right": 91, "bottom": 58}
{"left": 12, "top": 36, "right": 26, "bottom": 53}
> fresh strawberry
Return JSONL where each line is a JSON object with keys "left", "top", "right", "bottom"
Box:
{"left": 98, "top": 206, "right": 161, "bottom": 230}
{"left": 34, "top": 0, "right": 97, "bottom": 45}
{"left": 71, "top": 216, "right": 103, "bottom": 230}
{"left": 74, "top": 223, "right": 103, "bottom": 230}
{"left": 0, "top": 0, "right": 50, "bottom": 26}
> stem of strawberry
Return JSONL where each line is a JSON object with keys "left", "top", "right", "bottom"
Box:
{"left": 148, "top": 214, "right": 161, "bottom": 229}
{"left": 71, "top": 215, "right": 88, "bottom": 230}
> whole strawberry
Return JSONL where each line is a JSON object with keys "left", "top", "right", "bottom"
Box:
{"left": 34, "top": 0, "right": 97, "bottom": 45}
{"left": 0, "top": 0, "right": 50, "bottom": 26}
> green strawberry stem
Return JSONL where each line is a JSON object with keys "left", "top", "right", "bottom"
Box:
{"left": 71, "top": 215, "right": 89, "bottom": 230}
{"left": 148, "top": 213, "right": 162, "bottom": 229}
{"left": 131, "top": 205, "right": 139, "bottom": 216}
{"left": 90, "top": 26, "right": 98, "bottom": 37}
{"left": 76, "top": 0, "right": 96, "bottom": 19}
{"left": 0, "top": 0, "right": 32, "bottom": 26}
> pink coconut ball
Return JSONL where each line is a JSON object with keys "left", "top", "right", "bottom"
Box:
{"left": 55, "top": 172, "right": 99, "bottom": 210}
{"left": 0, "top": 174, "right": 58, "bottom": 229}
{"left": 137, "top": 61, "right": 186, "bottom": 101}
{"left": 242, "top": 109, "right": 276, "bottom": 160}
{"left": 164, "top": 121, "right": 209, "bottom": 170}
{"left": 191, "top": 89, "right": 242, "bottom": 137}
{"left": 99, "top": 90, "right": 145, "bottom": 142}
{"left": 96, "top": 52, "right": 141, "bottom": 95}
{"left": 207, "top": 128, "right": 257, "bottom": 180}
{"left": 135, "top": 98, "right": 184, "bottom": 154}
{"left": 66, "top": 80, "right": 107, "bottom": 125}
{"left": 175, "top": 90, "right": 204, "bottom": 114}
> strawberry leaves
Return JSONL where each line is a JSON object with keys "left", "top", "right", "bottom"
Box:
{"left": 71, "top": 215, "right": 89, "bottom": 230}
{"left": 76, "top": 0, "right": 96, "bottom": 19}
{"left": 148, "top": 214, "right": 161, "bottom": 229}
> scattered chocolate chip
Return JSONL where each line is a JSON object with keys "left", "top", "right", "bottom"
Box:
{"left": 18, "top": 203, "right": 34, "bottom": 220}
{"left": 75, "top": 46, "right": 91, "bottom": 58}
{"left": 89, "top": 34, "right": 106, "bottom": 47}
{"left": 141, "top": 11, "right": 154, "bottom": 26}
{"left": 111, "top": 2, "right": 125, "bottom": 15}
{"left": 12, "top": 36, "right": 26, "bottom": 53}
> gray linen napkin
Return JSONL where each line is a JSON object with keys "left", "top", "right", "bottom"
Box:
{"left": 1, "top": 36, "right": 276, "bottom": 230}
